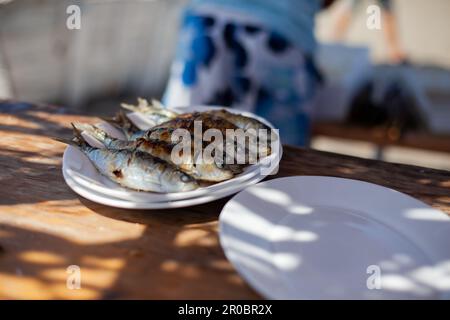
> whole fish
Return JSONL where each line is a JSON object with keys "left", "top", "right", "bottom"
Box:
{"left": 206, "top": 109, "right": 271, "bottom": 132}
{"left": 147, "top": 112, "right": 238, "bottom": 140}
{"left": 110, "top": 101, "right": 272, "bottom": 164}
{"left": 146, "top": 114, "right": 250, "bottom": 170}
{"left": 58, "top": 125, "right": 198, "bottom": 193}
{"left": 121, "top": 100, "right": 273, "bottom": 156}
{"left": 122, "top": 99, "right": 271, "bottom": 134}
{"left": 74, "top": 123, "right": 236, "bottom": 182}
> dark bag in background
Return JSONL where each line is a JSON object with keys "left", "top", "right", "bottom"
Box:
{"left": 347, "top": 65, "right": 427, "bottom": 134}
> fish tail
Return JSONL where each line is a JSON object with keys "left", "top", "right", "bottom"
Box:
{"left": 120, "top": 97, "right": 152, "bottom": 112}
{"left": 51, "top": 124, "right": 88, "bottom": 150}
{"left": 72, "top": 122, "right": 108, "bottom": 144}
{"left": 71, "top": 122, "right": 83, "bottom": 138}
{"left": 72, "top": 122, "right": 94, "bottom": 133}
{"left": 69, "top": 122, "right": 91, "bottom": 149}
{"left": 100, "top": 111, "right": 129, "bottom": 129}
{"left": 121, "top": 97, "right": 166, "bottom": 113}
{"left": 120, "top": 103, "right": 139, "bottom": 112}
{"left": 117, "top": 110, "right": 131, "bottom": 125}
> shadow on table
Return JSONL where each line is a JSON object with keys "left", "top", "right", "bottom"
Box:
{"left": 0, "top": 196, "right": 259, "bottom": 299}
{"left": 80, "top": 197, "right": 260, "bottom": 299}
{"left": 0, "top": 101, "right": 93, "bottom": 205}
{"left": 0, "top": 146, "right": 70, "bottom": 205}
{"left": 0, "top": 101, "right": 256, "bottom": 298}
{"left": 0, "top": 101, "right": 74, "bottom": 137}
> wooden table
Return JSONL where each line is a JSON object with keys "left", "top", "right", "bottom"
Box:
{"left": 1, "top": 101, "right": 449, "bottom": 299}
{"left": 312, "top": 122, "right": 450, "bottom": 154}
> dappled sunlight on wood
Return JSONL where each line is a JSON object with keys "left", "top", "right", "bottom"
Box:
{"left": 19, "top": 251, "right": 66, "bottom": 265}
{"left": 160, "top": 259, "right": 179, "bottom": 272}
{"left": 227, "top": 273, "right": 248, "bottom": 286}
{"left": 0, "top": 274, "right": 56, "bottom": 299}
{"left": 0, "top": 201, "right": 147, "bottom": 244}
{"left": 174, "top": 229, "right": 218, "bottom": 248}
{"left": 0, "top": 224, "right": 133, "bottom": 299}
{"left": 1, "top": 102, "right": 449, "bottom": 299}
{"left": 41, "top": 262, "right": 125, "bottom": 291}
{"left": 0, "top": 113, "right": 43, "bottom": 130}
{"left": 436, "top": 197, "right": 450, "bottom": 205}
{"left": 418, "top": 179, "right": 433, "bottom": 185}
{"left": 82, "top": 256, "right": 126, "bottom": 270}
{"left": 21, "top": 155, "right": 60, "bottom": 165}
{"left": 209, "top": 259, "right": 235, "bottom": 272}
{"left": 335, "top": 166, "right": 369, "bottom": 175}
{"left": 440, "top": 180, "right": 450, "bottom": 188}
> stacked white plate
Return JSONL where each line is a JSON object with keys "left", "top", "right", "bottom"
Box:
{"left": 62, "top": 106, "right": 282, "bottom": 209}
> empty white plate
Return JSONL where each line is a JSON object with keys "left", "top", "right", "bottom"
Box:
{"left": 219, "top": 176, "right": 450, "bottom": 299}
{"left": 62, "top": 105, "right": 282, "bottom": 208}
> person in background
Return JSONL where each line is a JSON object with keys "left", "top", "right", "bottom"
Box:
{"left": 332, "top": 0, "right": 407, "bottom": 63}
{"left": 164, "top": 0, "right": 335, "bottom": 146}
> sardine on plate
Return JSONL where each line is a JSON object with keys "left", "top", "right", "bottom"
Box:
{"left": 145, "top": 114, "right": 250, "bottom": 171}
{"left": 121, "top": 99, "right": 271, "bottom": 133}
{"left": 147, "top": 112, "right": 238, "bottom": 140}
{"left": 105, "top": 111, "right": 262, "bottom": 169}
{"left": 74, "top": 123, "right": 236, "bottom": 182}
{"left": 120, "top": 100, "right": 273, "bottom": 155}
{"left": 203, "top": 109, "right": 265, "bottom": 130}
{"left": 57, "top": 126, "right": 198, "bottom": 193}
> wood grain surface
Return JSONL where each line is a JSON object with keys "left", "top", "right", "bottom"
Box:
{"left": 0, "top": 101, "right": 449, "bottom": 299}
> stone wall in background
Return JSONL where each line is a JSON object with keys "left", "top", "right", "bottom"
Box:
{"left": 0, "top": 0, "right": 188, "bottom": 111}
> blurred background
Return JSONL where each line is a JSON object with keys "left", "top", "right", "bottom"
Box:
{"left": 0, "top": 0, "right": 449, "bottom": 170}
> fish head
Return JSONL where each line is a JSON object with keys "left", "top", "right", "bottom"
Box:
{"left": 160, "top": 169, "right": 198, "bottom": 192}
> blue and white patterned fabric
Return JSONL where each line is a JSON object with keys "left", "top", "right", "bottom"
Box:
{"left": 163, "top": 7, "right": 321, "bottom": 146}
{"left": 188, "top": 0, "right": 323, "bottom": 54}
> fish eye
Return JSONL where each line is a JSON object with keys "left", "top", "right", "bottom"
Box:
{"left": 181, "top": 174, "right": 191, "bottom": 182}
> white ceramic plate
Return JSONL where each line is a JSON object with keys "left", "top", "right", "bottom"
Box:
{"left": 219, "top": 176, "right": 450, "bottom": 299}
{"left": 62, "top": 145, "right": 281, "bottom": 203}
{"left": 63, "top": 163, "right": 270, "bottom": 209}
{"left": 62, "top": 105, "right": 282, "bottom": 207}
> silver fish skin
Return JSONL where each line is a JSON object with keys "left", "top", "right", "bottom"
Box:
{"left": 65, "top": 131, "right": 198, "bottom": 193}
{"left": 120, "top": 101, "right": 273, "bottom": 156}
{"left": 205, "top": 109, "right": 274, "bottom": 157}
{"left": 86, "top": 149, "right": 198, "bottom": 192}
{"left": 75, "top": 123, "right": 235, "bottom": 182}
{"left": 122, "top": 101, "right": 269, "bottom": 132}
{"left": 114, "top": 100, "right": 273, "bottom": 162}
{"left": 206, "top": 109, "right": 271, "bottom": 132}
{"left": 74, "top": 123, "right": 132, "bottom": 150}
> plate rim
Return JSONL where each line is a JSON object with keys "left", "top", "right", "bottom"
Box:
{"left": 219, "top": 175, "right": 450, "bottom": 300}
{"left": 63, "top": 163, "right": 270, "bottom": 209}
